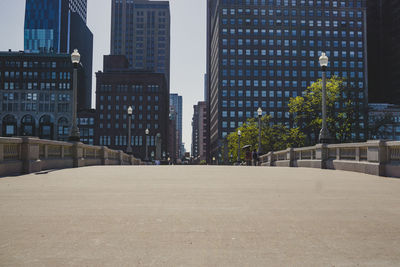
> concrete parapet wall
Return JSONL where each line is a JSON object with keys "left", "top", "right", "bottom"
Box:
{"left": 0, "top": 137, "right": 142, "bottom": 177}
{"left": 260, "top": 140, "right": 400, "bottom": 178}
{"left": 0, "top": 161, "right": 22, "bottom": 177}
{"left": 294, "top": 160, "right": 323, "bottom": 169}
{"left": 40, "top": 159, "right": 74, "bottom": 171}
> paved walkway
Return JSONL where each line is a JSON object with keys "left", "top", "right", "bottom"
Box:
{"left": 0, "top": 166, "right": 400, "bottom": 266}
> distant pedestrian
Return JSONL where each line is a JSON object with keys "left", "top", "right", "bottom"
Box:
{"left": 252, "top": 149, "right": 258, "bottom": 166}
{"left": 245, "top": 150, "right": 252, "bottom": 166}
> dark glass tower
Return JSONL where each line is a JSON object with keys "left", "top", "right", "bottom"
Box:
{"left": 110, "top": 0, "right": 170, "bottom": 87}
{"left": 24, "top": 0, "right": 93, "bottom": 110}
{"left": 207, "top": 0, "right": 368, "bottom": 159}
{"left": 367, "top": 0, "right": 400, "bottom": 105}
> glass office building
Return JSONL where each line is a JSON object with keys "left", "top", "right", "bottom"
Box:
{"left": 110, "top": 0, "right": 170, "bottom": 87}
{"left": 207, "top": 0, "right": 368, "bottom": 158}
{"left": 170, "top": 93, "right": 183, "bottom": 158}
{"left": 24, "top": 0, "right": 93, "bottom": 110}
{"left": 24, "top": 0, "right": 87, "bottom": 53}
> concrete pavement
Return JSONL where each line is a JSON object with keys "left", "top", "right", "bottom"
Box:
{"left": 0, "top": 166, "right": 400, "bottom": 266}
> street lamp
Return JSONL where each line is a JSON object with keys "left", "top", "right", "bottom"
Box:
{"left": 69, "top": 49, "right": 80, "bottom": 141}
{"left": 237, "top": 130, "right": 242, "bottom": 164}
{"left": 145, "top": 128, "right": 149, "bottom": 161}
{"left": 257, "top": 107, "right": 263, "bottom": 155}
{"left": 127, "top": 106, "right": 133, "bottom": 154}
{"left": 319, "top": 52, "right": 331, "bottom": 144}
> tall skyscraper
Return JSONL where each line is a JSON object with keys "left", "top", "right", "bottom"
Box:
{"left": 207, "top": 0, "right": 368, "bottom": 159}
{"left": 170, "top": 93, "right": 183, "bottom": 158}
{"left": 110, "top": 0, "right": 170, "bottom": 87}
{"left": 24, "top": 0, "right": 93, "bottom": 110}
{"left": 367, "top": 0, "right": 400, "bottom": 105}
{"left": 192, "top": 101, "right": 207, "bottom": 163}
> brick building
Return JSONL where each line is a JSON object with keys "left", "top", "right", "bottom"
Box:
{"left": 96, "top": 55, "right": 169, "bottom": 161}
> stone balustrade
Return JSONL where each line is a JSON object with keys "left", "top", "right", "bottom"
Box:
{"left": 0, "top": 137, "right": 141, "bottom": 177}
{"left": 259, "top": 140, "right": 400, "bottom": 178}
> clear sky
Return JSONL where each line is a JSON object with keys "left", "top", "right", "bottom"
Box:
{"left": 0, "top": 0, "right": 206, "bottom": 153}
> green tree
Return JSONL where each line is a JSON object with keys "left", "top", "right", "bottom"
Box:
{"left": 226, "top": 115, "right": 305, "bottom": 161}
{"left": 288, "top": 76, "right": 365, "bottom": 145}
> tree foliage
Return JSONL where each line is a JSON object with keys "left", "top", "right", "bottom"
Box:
{"left": 226, "top": 115, "right": 305, "bottom": 161}
{"left": 288, "top": 76, "right": 364, "bottom": 145}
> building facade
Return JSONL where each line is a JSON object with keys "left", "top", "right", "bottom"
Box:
{"left": 207, "top": 0, "right": 368, "bottom": 159}
{"left": 24, "top": 0, "right": 93, "bottom": 110}
{"left": 169, "top": 93, "right": 183, "bottom": 158}
{"left": 367, "top": 0, "right": 400, "bottom": 105}
{"left": 192, "top": 101, "right": 207, "bottom": 163}
{"left": 77, "top": 109, "right": 97, "bottom": 145}
{"left": 369, "top": 103, "right": 400, "bottom": 141}
{"left": 0, "top": 51, "right": 74, "bottom": 140}
{"left": 168, "top": 105, "right": 177, "bottom": 162}
{"left": 110, "top": 0, "right": 170, "bottom": 86}
{"left": 96, "top": 55, "right": 169, "bottom": 161}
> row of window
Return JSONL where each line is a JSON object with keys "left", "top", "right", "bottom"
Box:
{"left": 99, "top": 113, "right": 159, "bottom": 121}
{"left": 222, "top": 28, "right": 363, "bottom": 38}
{"left": 0, "top": 71, "right": 71, "bottom": 80}
{"left": 221, "top": 79, "right": 364, "bottom": 88}
{"left": 0, "top": 60, "right": 68, "bottom": 69}
{"left": 222, "top": 19, "right": 363, "bottom": 29}
{"left": 99, "top": 104, "right": 159, "bottom": 112}
{"left": 222, "top": 58, "right": 364, "bottom": 67}
{"left": 221, "top": 98, "right": 365, "bottom": 110}
{"left": 99, "top": 95, "right": 159, "bottom": 102}
{"left": 1, "top": 102, "right": 69, "bottom": 113}
{"left": 223, "top": 39, "right": 363, "bottom": 48}
{"left": 99, "top": 122, "right": 159, "bottom": 130}
{"left": 221, "top": 49, "right": 363, "bottom": 59}
{"left": 221, "top": 89, "right": 364, "bottom": 98}
{"left": 98, "top": 84, "right": 161, "bottom": 93}
{"left": 222, "top": 69, "right": 363, "bottom": 78}
{"left": 1, "top": 93, "right": 63, "bottom": 101}
{"left": 1, "top": 81, "right": 71, "bottom": 91}
{"left": 221, "top": 0, "right": 363, "bottom": 9}
{"left": 99, "top": 135, "right": 160, "bottom": 147}
{"left": 78, "top": 118, "right": 95, "bottom": 126}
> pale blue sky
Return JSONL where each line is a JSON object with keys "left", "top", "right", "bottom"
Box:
{"left": 0, "top": 0, "right": 206, "bottom": 152}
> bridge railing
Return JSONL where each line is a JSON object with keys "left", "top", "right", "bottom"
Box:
{"left": 0, "top": 137, "right": 142, "bottom": 177}
{"left": 259, "top": 140, "right": 400, "bottom": 178}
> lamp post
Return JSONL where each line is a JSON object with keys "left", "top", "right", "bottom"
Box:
{"left": 145, "top": 128, "right": 149, "bottom": 161}
{"left": 237, "top": 130, "right": 242, "bottom": 164}
{"left": 319, "top": 52, "right": 331, "bottom": 144}
{"left": 127, "top": 106, "right": 133, "bottom": 154}
{"left": 69, "top": 49, "right": 80, "bottom": 141}
{"left": 257, "top": 107, "right": 262, "bottom": 155}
